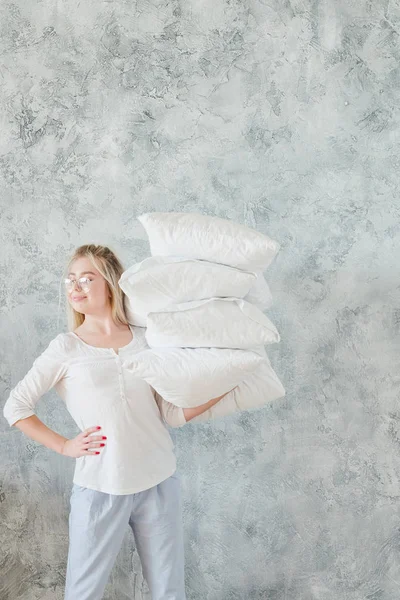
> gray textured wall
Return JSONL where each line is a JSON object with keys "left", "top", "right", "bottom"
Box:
{"left": 1, "top": 1, "right": 399, "bottom": 599}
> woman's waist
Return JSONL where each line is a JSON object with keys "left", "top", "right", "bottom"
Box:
{"left": 68, "top": 407, "right": 172, "bottom": 440}
{"left": 74, "top": 443, "right": 176, "bottom": 475}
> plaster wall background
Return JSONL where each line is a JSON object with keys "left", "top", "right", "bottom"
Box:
{"left": 1, "top": 1, "right": 399, "bottom": 599}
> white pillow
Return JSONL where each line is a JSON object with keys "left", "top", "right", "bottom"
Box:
{"left": 145, "top": 297, "right": 280, "bottom": 349}
{"left": 244, "top": 271, "right": 273, "bottom": 310}
{"left": 188, "top": 350, "right": 286, "bottom": 422}
{"left": 120, "top": 347, "right": 264, "bottom": 406}
{"left": 137, "top": 212, "right": 280, "bottom": 271}
{"left": 118, "top": 256, "right": 257, "bottom": 327}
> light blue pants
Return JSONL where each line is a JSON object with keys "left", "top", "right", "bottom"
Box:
{"left": 64, "top": 472, "right": 187, "bottom": 600}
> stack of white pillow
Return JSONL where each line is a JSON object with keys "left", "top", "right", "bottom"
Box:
{"left": 119, "top": 212, "right": 285, "bottom": 423}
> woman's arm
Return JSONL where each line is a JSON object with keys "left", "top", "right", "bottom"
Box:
{"left": 3, "top": 336, "right": 67, "bottom": 428}
{"left": 153, "top": 386, "right": 237, "bottom": 426}
{"left": 182, "top": 387, "right": 237, "bottom": 422}
{"left": 12, "top": 414, "right": 68, "bottom": 455}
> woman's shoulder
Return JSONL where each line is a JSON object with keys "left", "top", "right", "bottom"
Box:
{"left": 129, "top": 325, "right": 148, "bottom": 347}
{"left": 29, "top": 332, "right": 75, "bottom": 366}
{"left": 47, "top": 331, "right": 76, "bottom": 354}
{"left": 126, "top": 325, "right": 149, "bottom": 353}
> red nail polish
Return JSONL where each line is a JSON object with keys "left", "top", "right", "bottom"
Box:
{"left": 96, "top": 451, "right": 100, "bottom": 454}
{"left": 102, "top": 436, "right": 107, "bottom": 439}
{"left": 100, "top": 443, "right": 105, "bottom": 447}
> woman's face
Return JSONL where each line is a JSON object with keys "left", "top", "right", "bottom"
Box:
{"left": 66, "top": 257, "right": 111, "bottom": 315}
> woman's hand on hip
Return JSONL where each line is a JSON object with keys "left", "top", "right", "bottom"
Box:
{"left": 61, "top": 426, "right": 107, "bottom": 458}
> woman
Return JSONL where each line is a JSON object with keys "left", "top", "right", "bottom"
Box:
{"left": 3, "top": 244, "right": 233, "bottom": 600}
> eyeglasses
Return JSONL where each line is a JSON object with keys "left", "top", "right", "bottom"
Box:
{"left": 64, "top": 277, "right": 93, "bottom": 293}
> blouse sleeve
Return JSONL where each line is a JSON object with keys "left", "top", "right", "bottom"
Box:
{"left": 3, "top": 336, "right": 68, "bottom": 427}
{"left": 151, "top": 387, "right": 187, "bottom": 428}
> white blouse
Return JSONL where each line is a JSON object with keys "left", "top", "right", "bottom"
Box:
{"left": 3, "top": 325, "right": 187, "bottom": 495}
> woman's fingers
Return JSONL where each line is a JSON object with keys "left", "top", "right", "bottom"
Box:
{"left": 78, "top": 427, "right": 105, "bottom": 455}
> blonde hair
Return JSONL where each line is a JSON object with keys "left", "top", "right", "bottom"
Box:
{"left": 62, "top": 244, "right": 130, "bottom": 332}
